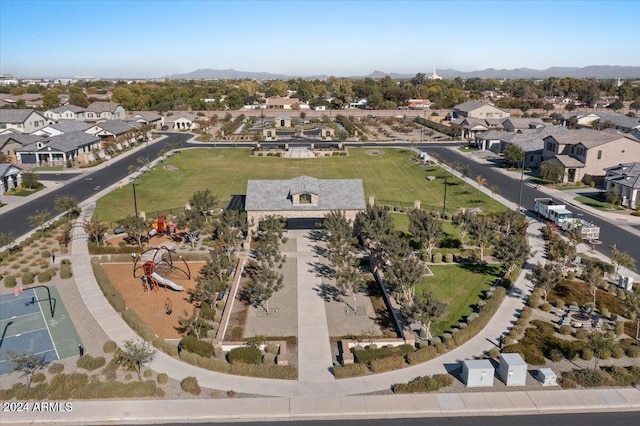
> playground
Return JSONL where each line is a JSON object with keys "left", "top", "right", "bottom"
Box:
{"left": 0, "top": 286, "right": 81, "bottom": 375}
{"left": 100, "top": 247, "right": 205, "bottom": 339}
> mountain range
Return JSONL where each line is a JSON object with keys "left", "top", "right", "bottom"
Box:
{"left": 165, "top": 65, "right": 640, "bottom": 80}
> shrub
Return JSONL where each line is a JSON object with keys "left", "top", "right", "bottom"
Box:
{"left": 48, "top": 363, "right": 64, "bottom": 374}
{"left": 581, "top": 348, "right": 594, "bottom": 361}
{"left": 333, "top": 363, "right": 368, "bottom": 379}
{"left": 265, "top": 343, "right": 280, "bottom": 354}
{"left": 181, "top": 336, "right": 213, "bottom": 358}
{"left": 549, "top": 348, "right": 564, "bottom": 362}
{"left": 180, "top": 376, "right": 201, "bottom": 395}
{"left": 392, "top": 374, "right": 453, "bottom": 393}
{"left": 262, "top": 352, "right": 276, "bottom": 364}
{"left": 575, "top": 329, "right": 588, "bottom": 340}
{"left": 92, "top": 259, "right": 126, "bottom": 312}
{"left": 37, "top": 270, "right": 53, "bottom": 283}
{"left": 541, "top": 303, "right": 552, "bottom": 312}
{"left": 369, "top": 355, "right": 405, "bottom": 373}
{"left": 77, "top": 355, "right": 106, "bottom": 371}
{"left": 40, "top": 250, "right": 51, "bottom": 259}
{"left": 626, "top": 346, "right": 640, "bottom": 358}
{"left": 614, "top": 321, "right": 625, "bottom": 336}
{"left": 22, "top": 271, "right": 35, "bottom": 285}
{"left": 31, "top": 372, "right": 46, "bottom": 384}
{"left": 60, "top": 264, "right": 72, "bottom": 279}
{"left": 353, "top": 344, "right": 414, "bottom": 363}
{"left": 611, "top": 346, "right": 625, "bottom": 359}
{"left": 4, "top": 275, "right": 16, "bottom": 288}
{"left": 560, "top": 325, "right": 572, "bottom": 335}
{"left": 200, "top": 303, "right": 217, "bottom": 321}
{"left": 432, "top": 253, "right": 443, "bottom": 263}
{"left": 213, "top": 345, "right": 224, "bottom": 359}
{"left": 562, "top": 369, "right": 612, "bottom": 388}
{"left": 61, "top": 259, "right": 71, "bottom": 266}
{"left": 156, "top": 373, "right": 169, "bottom": 385}
{"left": 103, "top": 341, "right": 117, "bottom": 353}
{"left": 143, "top": 369, "right": 153, "bottom": 379}
{"left": 227, "top": 346, "right": 262, "bottom": 365}
{"left": 406, "top": 346, "right": 438, "bottom": 365}
{"left": 599, "top": 348, "right": 611, "bottom": 360}
{"left": 444, "top": 253, "right": 453, "bottom": 263}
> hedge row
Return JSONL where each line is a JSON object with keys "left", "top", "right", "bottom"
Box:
{"left": 561, "top": 366, "right": 640, "bottom": 388}
{"left": 352, "top": 344, "right": 414, "bottom": 364}
{"left": 406, "top": 345, "right": 439, "bottom": 365}
{"left": 333, "top": 363, "right": 369, "bottom": 379}
{"left": 392, "top": 374, "right": 453, "bottom": 393}
{"left": 227, "top": 347, "right": 262, "bottom": 365}
{"left": 181, "top": 335, "right": 213, "bottom": 358}
{"left": 178, "top": 350, "right": 297, "bottom": 379}
{"left": 369, "top": 355, "right": 406, "bottom": 373}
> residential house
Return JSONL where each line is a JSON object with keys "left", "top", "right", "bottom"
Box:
{"left": 542, "top": 129, "right": 640, "bottom": 184}
{"left": 501, "top": 117, "right": 544, "bottom": 133}
{"left": 32, "top": 121, "right": 92, "bottom": 137}
{"left": 451, "top": 117, "right": 504, "bottom": 139}
{"left": 604, "top": 162, "right": 640, "bottom": 210}
{"left": 86, "top": 120, "right": 140, "bottom": 150}
{"left": 0, "top": 109, "right": 49, "bottom": 134}
{"left": 44, "top": 104, "right": 86, "bottom": 121}
{"left": 452, "top": 100, "right": 510, "bottom": 120}
{"left": 84, "top": 102, "right": 126, "bottom": 122}
{"left": 15, "top": 131, "right": 101, "bottom": 167}
{"left": 164, "top": 112, "right": 198, "bottom": 131}
{"left": 0, "top": 163, "right": 22, "bottom": 196}
{"left": 407, "top": 99, "right": 431, "bottom": 109}
{"left": 0, "top": 133, "right": 40, "bottom": 163}
{"left": 0, "top": 94, "right": 43, "bottom": 108}
{"left": 127, "top": 111, "right": 164, "bottom": 129}
{"left": 559, "top": 111, "right": 640, "bottom": 133}
{"left": 266, "top": 97, "right": 299, "bottom": 110}
{"left": 348, "top": 99, "right": 368, "bottom": 109}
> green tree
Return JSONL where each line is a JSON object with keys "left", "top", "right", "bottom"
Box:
{"left": 451, "top": 211, "right": 472, "bottom": 245}
{"left": 540, "top": 160, "right": 564, "bottom": 183}
{"left": 118, "top": 339, "right": 156, "bottom": 380}
{"left": 6, "top": 351, "right": 47, "bottom": 386}
{"left": 178, "top": 210, "right": 206, "bottom": 248}
{"left": 335, "top": 255, "right": 365, "bottom": 313}
{"left": 28, "top": 209, "right": 50, "bottom": 238}
{"left": 629, "top": 100, "right": 640, "bottom": 114}
{"left": 587, "top": 331, "right": 614, "bottom": 370}
{"left": 43, "top": 91, "right": 60, "bottom": 110}
{"left": 605, "top": 189, "right": 620, "bottom": 208}
{"left": 401, "top": 292, "right": 446, "bottom": 340}
{"left": 624, "top": 292, "right": 640, "bottom": 343}
{"left": 467, "top": 215, "right": 496, "bottom": 262}
{"left": 191, "top": 247, "right": 227, "bottom": 306}
{"left": 492, "top": 234, "right": 530, "bottom": 276}
{"left": 84, "top": 219, "right": 109, "bottom": 245}
{"left": 54, "top": 195, "right": 79, "bottom": 220}
{"left": 21, "top": 171, "right": 42, "bottom": 189}
{"left": 610, "top": 247, "right": 636, "bottom": 278}
{"left": 123, "top": 215, "right": 148, "bottom": 247}
{"left": 385, "top": 254, "right": 427, "bottom": 305}
{"left": 244, "top": 258, "right": 283, "bottom": 315}
{"left": 354, "top": 205, "right": 395, "bottom": 251}
{"left": 526, "top": 263, "right": 563, "bottom": 304}
{"left": 582, "top": 265, "right": 604, "bottom": 306}
{"left": 408, "top": 209, "right": 443, "bottom": 258}
{"left": 503, "top": 144, "right": 524, "bottom": 169}
{"left": 188, "top": 189, "right": 218, "bottom": 221}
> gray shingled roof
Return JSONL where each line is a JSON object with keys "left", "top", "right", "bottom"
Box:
{"left": 48, "top": 121, "right": 92, "bottom": 133}
{"left": 245, "top": 176, "right": 366, "bottom": 212}
{"left": 95, "top": 119, "right": 136, "bottom": 135}
{"left": 0, "top": 133, "right": 39, "bottom": 149}
{"left": 49, "top": 105, "right": 86, "bottom": 113}
{"left": 604, "top": 162, "right": 640, "bottom": 189}
{"left": 16, "top": 131, "right": 99, "bottom": 154}
{"left": 454, "top": 100, "right": 490, "bottom": 112}
{"left": 86, "top": 102, "right": 121, "bottom": 113}
{"left": 0, "top": 163, "right": 22, "bottom": 177}
{"left": 0, "top": 109, "right": 37, "bottom": 123}
{"left": 548, "top": 128, "right": 627, "bottom": 148}
{"left": 554, "top": 155, "right": 585, "bottom": 168}
{"left": 595, "top": 112, "right": 640, "bottom": 130}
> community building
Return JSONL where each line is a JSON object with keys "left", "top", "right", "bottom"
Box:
{"left": 244, "top": 175, "right": 366, "bottom": 229}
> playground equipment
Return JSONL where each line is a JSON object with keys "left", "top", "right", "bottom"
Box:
{"left": 149, "top": 216, "right": 177, "bottom": 238}
{"left": 133, "top": 246, "right": 190, "bottom": 292}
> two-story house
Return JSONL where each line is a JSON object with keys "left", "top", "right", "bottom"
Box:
{"left": 32, "top": 121, "right": 92, "bottom": 137}
{"left": 44, "top": 104, "right": 87, "bottom": 121}
{"left": 0, "top": 133, "right": 40, "bottom": 163}
{"left": 84, "top": 102, "right": 126, "bottom": 122}
{"left": 542, "top": 129, "right": 640, "bottom": 184}
{"left": 604, "top": 162, "right": 640, "bottom": 210}
{"left": 451, "top": 101, "right": 510, "bottom": 120}
{"left": 0, "top": 109, "right": 49, "bottom": 134}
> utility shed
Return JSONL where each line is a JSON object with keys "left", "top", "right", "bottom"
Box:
{"left": 497, "top": 353, "right": 527, "bottom": 386}
{"left": 461, "top": 359, "right": 494, "bottom": 387}
{"left": 536, "top": 368, "right": 557, "bottom": 386}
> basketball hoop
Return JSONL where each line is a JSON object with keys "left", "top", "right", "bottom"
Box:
{"left": 13, "top": 285, "right": 23, "bottom": 296}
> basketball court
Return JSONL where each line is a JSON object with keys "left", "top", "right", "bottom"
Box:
{"left": 0, "top": 286, "right": 81, "bottom": 375}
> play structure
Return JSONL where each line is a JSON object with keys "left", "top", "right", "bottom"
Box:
{"left": 133, "top": 246, "right": 190, "bottom": 292}
{"left": 148, "top": 216, "right": 177, "bottom": 238}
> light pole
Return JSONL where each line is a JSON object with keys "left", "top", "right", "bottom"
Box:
{"left": 442, "top": 176, "right": 449, "bottom": 217}
{"left": 517, "top": 156, "right": 525, "bottom": 212}
{"left": 132, "top": 183, "right": 138, "bottom": 218}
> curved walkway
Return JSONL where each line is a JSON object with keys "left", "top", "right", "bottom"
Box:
{"left": 70, "top": 166, "right": 544, "bottom": 397}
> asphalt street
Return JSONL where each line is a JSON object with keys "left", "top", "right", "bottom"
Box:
{"left": 2, "top": 138, "right": 638, "bottom": 264}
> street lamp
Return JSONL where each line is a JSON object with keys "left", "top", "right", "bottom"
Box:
{"left": 442, "top": 176, "right": 449, "bottom": 217}
{"left": 132, "top": 183, "right": 139, "bottom": 218}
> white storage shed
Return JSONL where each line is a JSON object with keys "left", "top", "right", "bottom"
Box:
{"left": 461, "top": 359, "right": 494, "bottom": 387}
{"left": 497, "top": 353, "right": 527, "bottom": 386}
{"left": 536, "top": 368, "right": 557, "bottom": 386}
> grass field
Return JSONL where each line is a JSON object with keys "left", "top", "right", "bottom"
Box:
{"left": 415, "top": 263, "right": 501, "bottom": 336}
{"left": 94, "top": 148, "right": 506, "bottom": 223}
{"left": 574, "top": 194, "right": 623, "bottom": 211}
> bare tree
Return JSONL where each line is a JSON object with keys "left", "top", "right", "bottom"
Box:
{"left": 6, "top": 351, "right": 47, "bottom": 386}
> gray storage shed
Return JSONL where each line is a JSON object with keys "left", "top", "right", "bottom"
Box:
{"left": 497, "top": 353, "right": 527, "bottom": 386}
{"left": 461, "top": 359, "right": 494, "bottom": 387}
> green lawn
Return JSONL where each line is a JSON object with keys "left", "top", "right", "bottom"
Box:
{"left": 94, "top": 148, "right": 506, "bottom": 223}
{"left": 6, "top": 187, "right": 43, "bottom": 197}
{"left": 32, "top": 166, "right": 64, "bottom": 171}
{"left": 415, "top": 263, "right": 501, "bottom": 336}
{"left": 574, "top": 194, "right": 623, "bottom": 211}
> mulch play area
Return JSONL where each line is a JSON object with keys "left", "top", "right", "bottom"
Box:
{"left": 100, "top": 261, "right": 205, "bottom": 339}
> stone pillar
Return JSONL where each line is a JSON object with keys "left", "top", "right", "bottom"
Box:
{"left": 368, "top": 196, "right": 375, "bottom": 207}
{"left": 139, "top": 211, "right": 146, "bottom": 221}
{"left": 310, "top": 143, "right": 314, "bottom": 150}
{"left": 414, "top": 200, "right": 421, "bottom": 210}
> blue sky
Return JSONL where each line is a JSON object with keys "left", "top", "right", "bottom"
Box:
{"left": 1, "top": 0, "right": 639, "bottom": 78}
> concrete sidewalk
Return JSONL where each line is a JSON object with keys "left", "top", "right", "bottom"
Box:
{"left": 4, "top": 388, "right": 640, "bottom": 425}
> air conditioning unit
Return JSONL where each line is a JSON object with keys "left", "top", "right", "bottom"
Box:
{"left": 618, "top": 275, "right": 634, "bottom": 291}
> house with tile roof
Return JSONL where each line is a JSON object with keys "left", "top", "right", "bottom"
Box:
{"left": 84, "top": 102, "right": 126, "bottom": 122}
{"left": 15, "top": 131, "right": 100, "bottom": 168}
{"left": 44, "top": 104, "right": 87, "bottom": 121}
{"left": 0, "top": 133, "right": 40, "bottom": 163}
{"left": 542, "top": 129, "right": 640, "bottom": 184}
{"left": 604, "top": 162, "right": 640, "bottom": 210}
{"left": 0, "top": 109, "right": 49, "bottom": 134}
{"left": 0, "top": 163, "right": 22, "bottom": 196}
{"left": 245, "top": 175, "right": 366, "bottom": 229}
{"left": 452, "top": 101, "right": 510, "bottom": 120}
{"left": 32, "top": 121, "right": 92, "bottom": 137}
